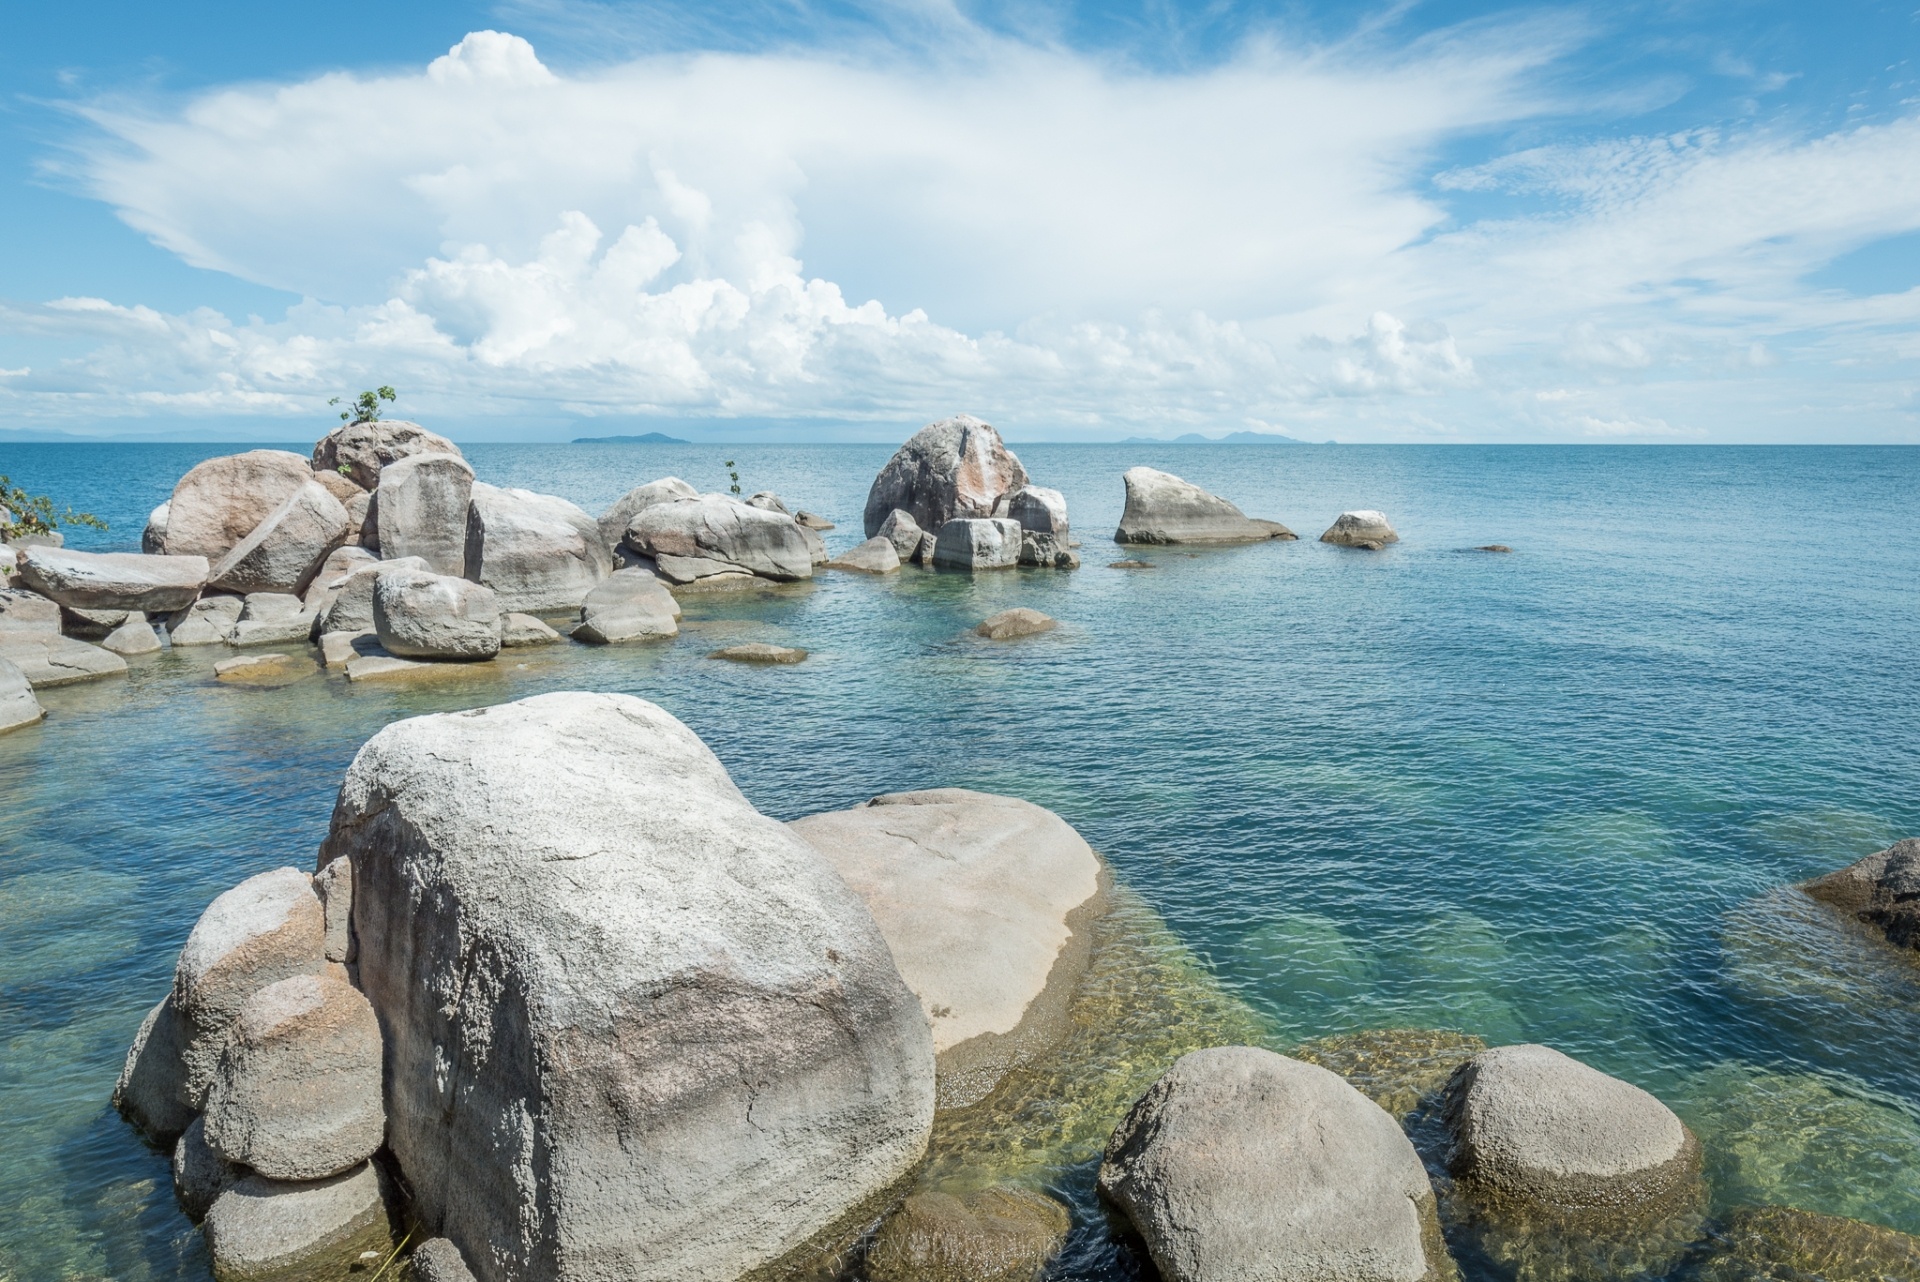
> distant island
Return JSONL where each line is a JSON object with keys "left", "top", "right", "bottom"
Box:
{"left": 1120, "top": 430, "right": 1306, "bottom": 444}
{"left": 572, "top": 432, "right": 690, "bottom": 444}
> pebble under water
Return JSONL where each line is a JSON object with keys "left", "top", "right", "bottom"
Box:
{"left": 1, "top": 441, "right": 1917, "bottom": 1280}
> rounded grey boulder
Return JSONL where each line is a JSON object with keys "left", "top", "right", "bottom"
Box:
{"left": 625, "top": 493, "right": 813, "bottom": 581}
{"left": 371, "top": 569, "right": 502, "bottom": 661}
{"left": 863, "top": 415, "right": 1030, "bottom": 539}
{"left": 826, "top": 536, "right": 901, "bottom": 574}
{"left": 203, "top": 973, "right": 386, "bottom": 1181}
{"left": 464, "top": 482, "right": 612, "bottom": 613}
{"left": 113, "top": 993, "right": 193, "bottom": 1140}
{"left": 1321, "top": 510, "right": 1400, "bottom": 547}
{"left": 412, "top": 1237, "right": 479, "bottom": 1282}
{"left": 1099, "top": 1046, "right": 1448, "bottom": 1282}
{"left": 162, "top": 450, "right": 316, "bottom": 561}
{"left": 202, "top": 1164, "right": 390, "bottom": 1281}
{"left": 172, "top": 1115, "right": 237, "bottom": 1221}
{"left": 1444, "top": 1043, "right": 1699, "bottom": 1211}
{"left": 375, "top": 452, "right": 475, "bottom": 576}
{"left": 1114, "top": 468, "right": 1294, "bottom": 545}
{"left": 312, "top": 418, "right": 461, "bottom": 491}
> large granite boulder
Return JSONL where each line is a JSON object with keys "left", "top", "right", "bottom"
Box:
{"left": 312, "top": 419, "right": 461, "bottom": 491}
{"left": 114, "top": 993, "right": 194, "bottom": 1141}
{"left": 372, "top": 569, "right": 501, "bottom": 661}
{"left": 1443, "top": 1043, "right": 1700, "bottom": 1211}
{"left": 1114, "top": 468, "right": 1294, "bottom": 544}
{"left": 163, "top": 450, "right": 315, "bottom": 560}
{"left": 625, "top": 494, "right": 813, "bottom": 582}
{"left": 203, "top": 974, "right": 386, "bottom": 1181}
{"left": 17, "top": 546, "right": 209, "bottom": 613}
{"left": 202, "top": 1164, "right": 390, "bottom": 1281}
{"left": 375, "top": 452, "right": 474, "bottom": 576}
{"left": 0, "top": 632, "right": 127, "bottom": 687}
{"left": 826, "top": 537, "right": 901, "bottom": 574}
{"left": 1005, "top": 485, "right": 1069, "bottom": 537}
{"left": 317, "top": 557, "right": 429, "bottom": 635}
{"left": 1321, "top": 510, "right": 1400, "bottom": 548}
{"left": 790, "top": 789, "right": 1099, "bottom": 1106}
{"left": 318, "top": 691, "right": 935, "bottom": 1282}
{"left": 300, "top": 546, "right": 380, "bottom": 616}
{"left": 209, "top": 481, "right": 350, "bottom": 594}
{"left": 1803, "top": 838, "right": 1920, "bottom": 950}
{"left": 172, "top": 867, "right": 327, "bottom": 1106}
{"left": 876, "top": 509, "right": 925, "bottom": 563}
{"left": 863, "top": 416, "right": 1029, "bottom": 538}
{"left": 931, "top": 518, "right": 1023, "bottom": 571}
{"left": 596, "top": 477, "right": 698, "bottom": 552}
{"left": 0, "top": 655, "right": 45, "bottom": 733}
{"left": 1100, "top": 1046, "right": 1448, "bottom": 1282}
{"left": 573, "top": 568, "right": 680, "bottom": 643}
{"left": 464, "top": 483, "right": 611, "bottom": 613}
{"left": 0, "top": 588, "right": 61, "bottom": 633}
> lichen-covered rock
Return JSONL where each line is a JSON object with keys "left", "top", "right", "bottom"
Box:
{"left": 464, "top": 483, "right": 612, "bottom": 613}
{"left": 1803, "top": 838, "right": 1920, "bottom": 951}
{"left": 113, "top": 993, "right": 193, "bottom": 1141}
{"left": 573, "top": 567, "right": 680, "bottom": 644}
{"left": 0, "top": 655, "right": 45, "bottom": 734}
{"left": 596, "top": 477, "right": 698, "bottom": 552}
{"left": 1321, "top": 510, "right": 1400, "bottom": 547}
{"left": 1100, "top": 1046, "right": 1449, "bottom": 1282}
{"left": 202, "top": 1164, "right": 391, "bottom": 1281}
{"left": 932, "top": 518, "right": 1023, "bottom": 571}
{"left": 827, "top": 537, "right": 902, "bottom": 574}
{"left": 625, "top": 493, "right": 813, "bottom": 581}
{"left": 975, "top": 609, "right": 1056, "bottom": 641}
{"left": 203, "top": 974, "right": 386, "bottom": 1181}
{"left": 1114, "top": 468, "right": 1294, "bottom": 544}
{"left": 375, "top": 452, "right": 475, "bottom": 576}
{"left": 0, "top": 632, "right": 127, "bottom": 687}
{"left": 208, "top": 480, "right": 350, "bottom": 595}
{"left": 172, "top": 1115, "right": 237, "bottom": 1221}
{"left": 1444, "top": 1044, "right": 1700, "bottom": 1211}
{"left": 17, "top": 546, "right": 209, "bottom": 613}
{"left": 372, "top": 569, "right": 501, "bottom": 661}
{"left": 312, "top": 418, "right": 461, "bottom": 490}
{"left": 877, "top": 509, "right": 925, "bottom": 563}
{"left": 863, "top": 416, "right": 1029, "bottom": 538}
{"left": 162, "top": 450, "right": 316, "bottom": 561}
{"left": 319, "top": 691, "right": 934, "bottom": 1282}
{"left": 866, "top": 1187, "right": 1070, "bottom": 1282}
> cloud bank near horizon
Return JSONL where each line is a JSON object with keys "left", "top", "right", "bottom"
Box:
{"left": 5, "top": 20, "right": 1920, "bottom": 442}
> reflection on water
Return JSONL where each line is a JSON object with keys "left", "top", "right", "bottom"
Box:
{"left": 1, "top": 443, "right": 1918, "bottom": 1279}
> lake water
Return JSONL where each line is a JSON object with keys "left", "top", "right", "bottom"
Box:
{"left": 2, "top": 441, "right": 1917, "bottom": 1279}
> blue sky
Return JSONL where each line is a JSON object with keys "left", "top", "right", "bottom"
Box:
{"left": 2, "top": 0, "right": 1918, "bottom": 442}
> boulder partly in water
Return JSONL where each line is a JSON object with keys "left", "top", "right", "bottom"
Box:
{"left": 863, "top": 416, "right": 1030, "bottom": 539}
{"left": 1321, "top": 510, "right": 1400, "bottom": 548}
{"left": 371, "top": 569, "right": 501, "bottom": 661}
{"left": 625, "top": 493, "right": 814, "bottom": 582}
{"left": 1802, "top": 838, "right": 1920, "bottom": 951}
{"left": 17, "top": 546, "right": 209, "bottom": 614}
{"left": 573, "top": 567, "right": 680, "bottom": 644}
{"left": 0, "top": 655, "right": 46, "bottom": 733}
{"left": 1114, "top": 468, "right": 1295, "bottom": 545}
{"left": 464, "top": 482, "right": 611, "bottom": 613}
{"left": 932, "top": 518, "right": 1023, "bottom": 571}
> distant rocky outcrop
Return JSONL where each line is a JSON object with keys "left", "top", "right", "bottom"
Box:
{"left": 1114, "top": 468, "right": 1295, "bottom": 544}
{"left": 1803, "top": 839, "right": 1920, "bottom": 951}
{"left": 863, "top": 416, "right": 1031, "bottom": 539}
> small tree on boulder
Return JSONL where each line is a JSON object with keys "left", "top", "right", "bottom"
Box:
{"left": 330, "top": 387, "right": 397, "bottom": 425}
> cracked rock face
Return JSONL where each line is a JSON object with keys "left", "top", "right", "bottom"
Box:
{"left": 320, "top": 691, "right": 934, "bottom": 1282}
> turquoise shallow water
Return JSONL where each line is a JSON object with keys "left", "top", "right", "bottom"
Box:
{"left": 2, "top": 442, "right": 1918, "bottom": 1279}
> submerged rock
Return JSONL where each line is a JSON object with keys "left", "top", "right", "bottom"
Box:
{"left": 464, "top": 482, "right": 612, "bottom": 613}
{"left": 1100, "top": 1046, "right": 1450, "bottom": 1282}
{"left": 162, "top": 450, "right": 317, "bottom": 561}
{"left": 17, "top": 546, "right": 209, "bottom": 613}
{"left": 1802, "top": 838, "right": 1920, "bottom": 951}
{"left": 866, "top": 1186, "right": 1070, "bottom": 1282}
{"left": 827, "top": 537, "right": 902, "bottom": 574}
{"left": 375, "top": 452, "right": 474, "bottom": 576}
{"left": 208, "top": 480, "right": 350, "bottom": 595}
{"left": 1114, "top": 468, "right": 1294, "bottom": 545}
{"left": 372, "top": 569, "right": 501, "bottom": 661}
{"left": 320, "top": 692, "right": 935, "bottom": 1280}
{"left": 1697, "top": 1205, "right": 1920, "bottom": 1282}
{"left": 0, "top": 632, "right": 127, "bottom": 687}
{"left": 791, "top": 789, "right": 1102, "bottom": 1108}
{"left": 202, "top": 1164, "right": 391, "bottom": 1281}
{"left": 1321, "top": 510, "right": 1401, "bottom": 547}
{"left": 974, "top": 609, "right": 1056, "bottom": 641}
{"left": 312, "top": 418, "right": 461, "bottom": 491}
{"left": 864, "top": 416, "right": 1030, "bottom": 539}
{"left": 932, "top": 518, "right": 1023, "bottom": 571}
{"left": 0, "top": 655, "right": 46, "bottom": 733}
{"left": 573, "top": 567, "right": 680, "bottom": 644}
{"left": 1444, "top": 1044, "right": 1700, "bottom": 1212}
{"left": 708, "top": 642, "right": 808, "bottom": 664}
{"left": 1292, "top": 1028, "right": 1488, "bottom": 1121}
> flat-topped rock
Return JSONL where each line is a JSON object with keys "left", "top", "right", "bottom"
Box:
{"left": 625, "top": 493, "right": 814, "bottom": 581}
{"left": 375, "top": 452, "right": 474, "bottom": 576}
{"left": 0, "top": 632, "right": 127, "bottom": 687}
{"left": 0, "top": 588, "right": 61, "bottom": 633}
{"left": 1115, "top": 467, "right": 1294, "bottom": 544}
{"left": 209, "top": 480, "right": 350, "bottom": 595}
{"left": 18, "top": 546, "right": 209, "bottom": 613}
{"left": 1444, "top": 1043, "right": 1699, "bottom": 1211}
{"left": 1321, "top": 510, "right": 1400, "bottom": 547}
{"left": 312, "top": 418, "right": 460, "bottom": 490}
{"left": 573, "top": 567, "right": 680, "bottom": 643}
{"left": 864, "top": 415, "right": 1029, "bottom": 538}
{"left": 1803, "top": 838, "right": 1920, "bottom": 951}
{"left": 791, "top": 789, "right": 1100, "bottom": 1104}
{"left": 162, "top": 450, "right": 316, "bottom": 560}
{"left": 932, "top": 517, "right": 1023, "bottom": 571}
{"left": 1101, "top": 1046, "right": 1448, "bottom": 1282}
{"left": 826, "top": 537, "right": 901, "bottom": 574}
{"left": 975, "top": 608, "right": 1056, "bottom": 640}
{"left": 464, "top": 482, "right": 611, "bottom": 613}
{"left": 372, "top": 569, "right": 501, "bottom": 660}
{"left": 597, "top": 476, "right": 697, "bottom": 551}
{"left": 320, "top": 692, "right": 934, "bottom": 1281}
{"left": 708, "top": 642, "right": 808, "bottom": 664}
{"left": 0, "top": 655, "right": 44, "bottom": 733}
{"left": 202, "top": 1164, "right": 390, "bottom": 1281}
{"left": 344, "top": 653, "right": 448, "bottom": 681}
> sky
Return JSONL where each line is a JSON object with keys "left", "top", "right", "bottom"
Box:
{"left": 1, "top": 0, "right": 1918, "bottom": 443}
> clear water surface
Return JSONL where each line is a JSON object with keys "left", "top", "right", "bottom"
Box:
{"left": 1, "top": 442, "right": 1916, "bottom": 1279}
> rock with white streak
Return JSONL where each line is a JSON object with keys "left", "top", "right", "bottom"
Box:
{"left": 114, "top": 993, "right": 193, "bottom": 1141}
{"left": 0, "top": 655, "right": 44, "bottom": 733}
{"left": 202, "top": 1164, "right": 390, "bottom": 1281}
{"left": 203, "top": 973, "right": 386, "bottom": 1181}
{"left": 573, "top": 567, "right": 680, "bottom": 644}
{"left": 1115, "top": 468, "right": 1295, "bottom": 545}
{"left": 932, "top": 518, "right": 1023, "bottom": 571}
{"left": 0, "top": 588, "right": 59, "bottom": 634}
{"left": 1100, "top": 1047, "right": 1449, "bottom": 1282}
{"left": 0, "top": 632, "right": 127, "bottom": 687}
{"left": 372, "top": 569, "right": 501, "bottom": 660}
{"left": 312, "top": 418, "right": 461, "bottom": 491}
{"left": 172, "top": 867, "right": 328, "bottom": 1107}
{"left": 18, "top": 546, "right": 209, "bottom": 613}
{"left": 317, "top": 556, "right": 429, "bottom": 635}
{"left": 863, "top": 416, "right": 1029, "bottom": 538}
{"left": 826, "top": 537, "right": 901, "bottom": 575}
{"left": 101, "top": 613, "right": 162, "bottom": 656}
{"left": 1320, "top": 510, "right": 1400, "bottom": 548}
{"left": 625, "top": 493, "right": 814, "bottom": 581}
{"left": 163, "top": 450, "right": 317, "bottom": 560}
{"left": 464, "top": 482, "right": 612, "bottom": 613}
{"left": 596, "top": 476, "right": 698, "bottom": 552}
{"left": 375, "top": 453, "right": 474, "bottom": 576}
{"left": 320, "top": 691, "right": 934, "bottom": 1282}
{"left": 142, "top": 501, "right": 171, "bottom": 554}
{"left": 876, "top": 509, "right": 925, "bottom": 563}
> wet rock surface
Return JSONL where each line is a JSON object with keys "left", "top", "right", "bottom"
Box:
{"left": 709, "top": 642, "right": 808, "bottom": 664}
{"left": 975, "top": 609, "right": 1057, "bottom": 641}
{"left": 0, "top": 632, "right": 127, "bottom": 686}
{"left": 866, "top": 1186, "right": 1070, "bottom": 1282}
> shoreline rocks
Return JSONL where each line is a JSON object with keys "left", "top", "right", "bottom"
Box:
{"left": 1802, "top": 838, "right": 1920, "bottom": 950}
{"left": 312, "top": 419, "right": 460, "bottom": 491}
{"left": 0, "top": 655, "right": 45, "bottom": 732}
{"left": 1114, "top": 468, "right": 1294, "bottom": 544}
{"left": 372, "top": 570, "right": 501, "bottom": 661}
{"left": 18, "top": 547, "right": 209, "bottom": 613}
{"left": 464, "top": 482, "right": 611, "bottom": 613}
{"left": 207, "top": 481, "right": 350, "bottom": 595}
{"left": 932, "top": 518, "right": 1023, "bottom": 571}
{"left": 162, "top": 451, "right": 316, "bottom": 561}
{"left": 375, "top": 453, "right": 474, "bottom": 576}
{"left": 573, "top": 567, "right": 679, "bottom": 643}
{"left": 0, "top": 632, "right": 127, "bottom": 687}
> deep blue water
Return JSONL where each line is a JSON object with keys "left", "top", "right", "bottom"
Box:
{"left": 2, "top": 441, "right": 1917, "bottom": 1278}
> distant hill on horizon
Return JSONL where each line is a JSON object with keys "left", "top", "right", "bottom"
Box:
{"left": 1119, "top": 430, "right": 1308, "bottom": 444}
{"left": 572, "top": 432, "right": 690, "bottom": 444}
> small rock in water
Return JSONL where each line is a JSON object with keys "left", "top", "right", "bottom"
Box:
{"left": 826, "top": 537, "right": 902, "bottom": 575}
{"left": 974, "top": 609, "right": 1057, "bottom": 641}
{"left": 866, "top": 1186, "right": 1070, "bottom": 1282}
{"left": 344, "top": 653, "right": 443, "bottom": 682}
{"left": 1114, "top": 468, "right": 1294, "bottom": 545}
{"left": 1320, "top": 510, "right": 1400, "bottom": 548}
{"left": 708, "top": 643, "right": 808, "bottom": 665}
{"left": 214, "top": 653, "right": 313, "bottom": 687}
{"left": 1292, "top": 1027, "right": 1487, "bottom": 1120}
{"left": 1801, "top": 837, "right": 1920, "bottom": 952}
{"left": 500, "top": 612, "right": 563, "bottom": 647}
{"left": 1108, "top": 559, "right": 1157, "bottom": 570}
{"left": 1475, "top": 544, "right": 1513, "bottom": 553}
{"left": 101, "top": 613, "right": 162, "bottom": 656}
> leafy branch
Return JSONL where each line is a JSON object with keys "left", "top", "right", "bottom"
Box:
{"left": 330, "top": 386, "right": 397, "bottom": 424}
{"left": 0, "top": 475, "right": 108, "bottom": 538}
{"left": 725, "top": 459, "right": 741, "bottom": 496}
